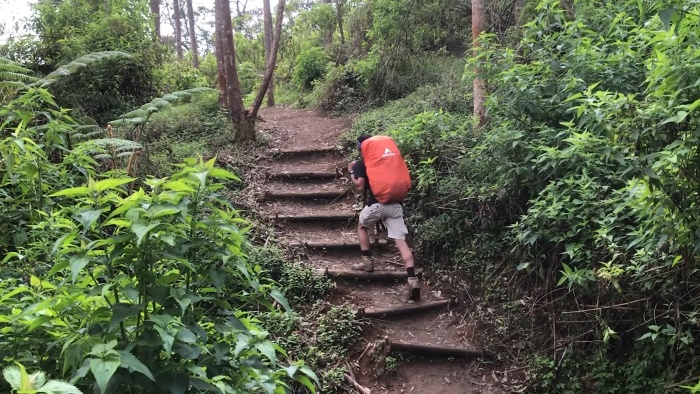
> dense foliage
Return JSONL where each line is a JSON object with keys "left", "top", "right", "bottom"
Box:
{"left": 344, "top": 0, "right": 700, "bottom": 392}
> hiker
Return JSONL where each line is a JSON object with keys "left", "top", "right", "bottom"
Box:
{"left": 347, "top": 133, "right": 420, "bottom": 303}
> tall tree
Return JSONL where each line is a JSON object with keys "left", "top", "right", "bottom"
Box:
{"left": 321, "top": 0, "right": 334, "bottom": 46}
{"left": 185, "top": 0, "right": 199, "bottom": 67}
{"left": 214, "top": 2, "right": 227, "bottom": 107}
{"left": 173, "top": 0, "right": 183, "bottom": 59}
{"left": 263, "top": 0, "right": 274, "bottom": 106}
{"left": 215, "top": 0, "right": 286, "bottom": 142}
{"left": 150, "top": 0, "right": 161, "bottom": 40}
{"left": 471, "top": 0, "right": 486, "bottom": 126}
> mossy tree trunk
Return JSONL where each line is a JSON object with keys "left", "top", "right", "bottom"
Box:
{"left": 186, "top": 0, "right": 199, "bottom": 67}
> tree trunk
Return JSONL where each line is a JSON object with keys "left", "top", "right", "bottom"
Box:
{"left": 249, "top": 0, "right": 286, "bottom": 119}
{"left": 321, "top": 0, "right": 334, "bottom": 46}
{"left": 214, "top": 3, "right": 227, "bottom": 106}
{"left": 471, "top": 0, "right": 486, "bottom": 126}
{"left": 173, "top": 0, "right": 183, "bottom": 59}
{"left": 185, "top": 0, "right": 199, "bottom": 67}
{"left": 150, "top": 0, "right": 161, "bottom": 40}
{"left": 216, "top": 0, "right": 249, "bottom": 140}
{"left": 336, "top": 0, "right": 345, "bottom": 46}
{"left": 263, "top": 0, "right": 275, "bottom": 106}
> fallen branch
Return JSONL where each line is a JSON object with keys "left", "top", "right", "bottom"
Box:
{"left": 317, "top": 267, "right": 412, "bottom": 281}
{"left": 358, "top": 298, "right": 455, "bottom": 318}
{"left": 344, "top": 373, "right": 371, "bottom": 394}
{"left": 386, "top": 340, "right": 496, "bottom": 360}
{"left": 293, "top": 239, "right": 388, "bottom": 249}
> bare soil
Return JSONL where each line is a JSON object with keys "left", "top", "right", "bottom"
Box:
{"left": 253, "top": 106, "right": 508, "bottom": 394}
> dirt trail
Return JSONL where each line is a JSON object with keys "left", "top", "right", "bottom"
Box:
{"left": 254, "top": 106, "right": 502, "bottom": 394}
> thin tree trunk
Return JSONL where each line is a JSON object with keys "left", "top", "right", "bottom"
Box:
{"left": 249, "top": 0, "right": 286, "bottom": 119}
{"left": 321, "top": 0, "right": 334, "bottom": 46}
{"left": 150, "top": 0, "right": 161, "bottom": 40}
{"left": 471, "top": 0, "right": 486, "bottom": 126}
{"left": 263, "top": 0, "right": 275, "bottom": 106}
{"left": 186, "top": 0, "right": 199, "bottom": 67}
{"left": 173, "top": 0, "right": 183, "bottom": 59}
{"left": 214, "top": 2, "right": 227, "bottom": 107}
{"left": 336, "top": 0, "right": 345, "bottom": 46}
{"left": 216, "top": 0, "right": 251, "bottom": 140}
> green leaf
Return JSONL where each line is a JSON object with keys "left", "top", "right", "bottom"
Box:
{"left": 69, "top": 255, "right": 91, "bottom": 282}
{"left": 117, "top": 351, "right": 155, "bottom": 381}
{"left": 147, "top": 204, "right": 181, "bottom": 218}
{"left": 131, "top": 222, "right": 159, "bottom": 246}
{"left": 154, "top": 326, "right": 175, "bottom": 354}
{"left": 254, "top": 340, "right": 277, "bottom": 365}
{"left": 37, "top": 380, "right": 84, "bottom": 394}
{"left": 658, "top": 7, "right": 675, "bottom": 31}
{"left": 163, "top": 180, "right": 196, "bottom": 193}
{"left": 49, "top": 186, "right": 90, "bottom": 198}
{"left": 94, "top": 178, "right": 136, "bottom": 193}
{"left": 75, "top": 209, "right": 102, "bottom": 232}
{"left": 89, "top": 352, "right": 121, "bottom": 394}
{"left": 109, "top": 303, "right": 142, "bottom": 332}
{"left": 270, "top": 288, "right": 291, "bottom": 312}
{"left": 295, "top": 375, "right": 316, "bottom": 393}
{"left": 208, "top": 167, "right": 241, "bottom": 181}
{"left": 299, "top": 365, "right": 320, "bottom": 386}
{"left": 3, "top": 366, "right": 21, "bottom": 389}
{"left": 516, "top": 262, "right": 529, "bottom": 271}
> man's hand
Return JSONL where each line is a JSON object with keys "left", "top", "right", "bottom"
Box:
{"left": 347, "top": 161, "right": 355, "bottom": 173}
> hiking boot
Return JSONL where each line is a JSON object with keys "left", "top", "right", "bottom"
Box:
{"left": 352, "top": 256, "right": 375, "bottom": 272}
{"left": 406, "top": 277, "right": 420, "bottom": 303}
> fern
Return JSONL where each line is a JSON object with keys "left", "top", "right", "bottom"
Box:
{"left": 31, "top": 51, "right": 132, "bottom": 88}
{"left": 0, "top": 57, "right": 38, "bottom": 90}
{"left": 108, "top": 87, "right": 217, "bottom": 127}
{"left": 77, "top": 138, "right": 143, "bottom": 160}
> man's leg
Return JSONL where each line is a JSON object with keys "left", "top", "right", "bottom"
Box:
{"left": 354, "top": 204, "right": 381, "bottom": 272}
{"left": 383, "top": 204, "right": 420, "bottom": 302}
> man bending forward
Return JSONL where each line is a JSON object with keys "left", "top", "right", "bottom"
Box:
{"left": 347, "top": 134, "right": 420, "bottom": 303}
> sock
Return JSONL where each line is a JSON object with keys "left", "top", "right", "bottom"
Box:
{"left": 362, "top": 250, "right": 372, "bottom": 257}
{"left": 407, "top": 267, "right": 415, "bottom": 277}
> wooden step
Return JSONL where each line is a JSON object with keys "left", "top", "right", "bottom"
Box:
{"left": 265, "top": 188, "right": 350, "bottom": 200}
{"left": 267, "top": 169, "right": 340, "bottom": 180}
{"left": 272, "top": 146, "right": 341, "bottom": 156}
{"left": 385, "top": 340, "right": 496, "bottom": 360}
{"left": 358, "top": 298, "right": 455, "bottom": 318}
{"left": 291, "top": 239, "right": 388, "bottom": 250}
{"left": 315, "top": 267, "right": 407, "bottom": 282}
{"left": 265, "top": 212, "right": 356, "bottom": 222}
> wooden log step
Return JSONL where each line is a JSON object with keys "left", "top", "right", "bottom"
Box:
{"left": 265, "top": 189, "right": 350, "bottom": 200}
{"left": 273, "top": 146, "right": 340, "bottom": 156}
{"left": 265, "top": 212, "right": 356, "bottom": 222}
{"left": 358, "top": 298, "right": 455, "bottom": 318}
{"left": 386, "top": 340, "right": 496, "bottom": 360}
{"left": 267, "top": 169, "right": 339, "bottom": 180}
{"left": 291, "top": 239, "right": 388, "bottom": 249}
{"left": 315, "top": 267, "right": 411, "bottom": 282}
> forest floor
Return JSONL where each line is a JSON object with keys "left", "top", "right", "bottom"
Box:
{"left": 248, "top": 106, "right": 521, "bottom": 394}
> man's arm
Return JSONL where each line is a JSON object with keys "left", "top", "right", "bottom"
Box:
{"left": 348, "top": 161, "right": 366, "bottom": 191}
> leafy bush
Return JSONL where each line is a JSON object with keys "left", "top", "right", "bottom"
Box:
{"left": 0, "top": 88, "right": 320, "bottom": 393}
{"left": 292, "top": 47, "right": 330, "bottom": 90}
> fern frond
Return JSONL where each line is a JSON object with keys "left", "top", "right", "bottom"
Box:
{"left": 108, "top": 87, "right": 217, "bottom": 127}
{"left": 31, "top": 51, "right": 132, "bottom": 88}
{"left": 0, "top": 57, "right": 37, "bottom": 82}
{"left": 80, "top": 138, "right": 143, "bottom": 152}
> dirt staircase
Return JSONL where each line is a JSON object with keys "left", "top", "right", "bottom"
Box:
{"left": 255, "top": 107, "right": 498, "bottom": 394}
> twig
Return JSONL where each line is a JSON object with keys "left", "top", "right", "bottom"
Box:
{"left": 344, "top": 373, "right": 371, "bottom": 394}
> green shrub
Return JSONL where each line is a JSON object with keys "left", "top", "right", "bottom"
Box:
{"left": 292, "top": 47, "right": 330, "bottom": 89}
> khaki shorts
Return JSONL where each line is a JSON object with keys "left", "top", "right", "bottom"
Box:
{"left": 359, "top": 203, "right": 409, "bottom": 240}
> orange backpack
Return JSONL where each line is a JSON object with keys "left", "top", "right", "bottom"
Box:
{"left": 361, "top": 136, "right": 412, "bottom": 204}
